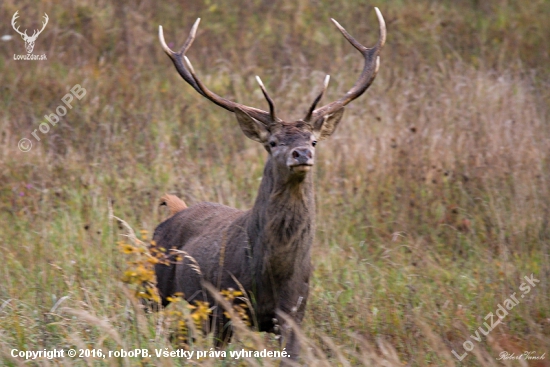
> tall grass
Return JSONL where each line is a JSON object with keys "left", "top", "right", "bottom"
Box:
{"left": 0, "top": 0, "right": 549, "bottom": 365}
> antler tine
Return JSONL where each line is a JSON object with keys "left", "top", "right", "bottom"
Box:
{"left": 11, "top": 11, "right": 27, "bottom": 37}
{"left": 304, "top": 75, "right": 330, "bottom": 122}
{"left": 311, "top": 7, "right": 386, "bottom": 120}
{"left": 374, "top": 7, "right": 387, "bottom": 49}
{"left": 40, "top": 13, "right": 49, "bottom": 31}
{"left": 159, "top": 20, "right": 274, "bottom": 126}
{"left": 331, "top": 19, "right": 366, "bottom": 53}
{"left": 159, "top": 19, "right": 204, "bottom": 96}
{"left": 11, "top": 11, "right": 18, "bottom": 26}
{"left": 182, "top": 55, "right": 222, "bottom": 105}
{"left": 255, "top": 76, "right": 277, "bottom": 123}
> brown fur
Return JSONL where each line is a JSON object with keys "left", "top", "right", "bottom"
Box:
{"left": 153, "top": 13, "right": 382, "bottom": 361}
{"left": 153, "top": 124, "right": 326, "bottom": 363}
{"left": 159, "top": 194, "right": 187, "bottom": 216}
{"left": 157, "top": 10, "right": 383, "bottom": 362}
{"left": 153, "top": 96, "right": 350, "bottom": 367}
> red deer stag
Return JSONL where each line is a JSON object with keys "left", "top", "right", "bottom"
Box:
{"left": 154, "top": 7, "right": 386, "bottom": 362}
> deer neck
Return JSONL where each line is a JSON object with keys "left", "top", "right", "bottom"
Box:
{"left": 248, "top": 158, "right": 315, "bottom": 283}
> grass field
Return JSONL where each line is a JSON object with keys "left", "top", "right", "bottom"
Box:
{"left": 1, "top": 0, "right": 549, "bottom": 365}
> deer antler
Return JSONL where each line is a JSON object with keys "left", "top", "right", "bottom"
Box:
{"left": 306, "top": 7, "right": 386, "bottom": 122}
{"left": 159, "top": 8, "right": 385, "bottom": 127}
{"left": 11, "top": 11, "right": 28, "bottom": 38}
{"left": 255, "top": 76, "right": 277, "bottom": 123}
{"left": 158, "top": 19, "right": 278, "bottom": 127}
{"left": 304, "top": 75, "right": 330, "bottom": 123}
{"left": 28, "top": 13, "right": 49, "bottom": 41}
{"left": 11, "top": 11, "right": 49, "bottom": 41}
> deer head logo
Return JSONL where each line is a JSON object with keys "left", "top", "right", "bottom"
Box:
{"left": 11, "top": 11, "right": 49, "bottom": 54}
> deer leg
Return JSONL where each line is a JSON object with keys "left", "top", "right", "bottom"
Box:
{"left": 213, "top": 313, "right": 232, "bottom": 349}
{"left": 277, "top": 283, "right": 309, "bottom": 365}
{"left": 276, "top": 313, "right": 304, "bottom": 366}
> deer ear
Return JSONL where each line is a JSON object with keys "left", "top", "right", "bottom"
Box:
{"left": 234, "top": 107, "right": 270, "bottom": 143}
{"left": 313, "top": 107, "right": 345, "bottom": 141}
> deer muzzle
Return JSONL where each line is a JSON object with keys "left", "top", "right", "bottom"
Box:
{"left": 288, "top": 147, "right": 314, "bottom": 172}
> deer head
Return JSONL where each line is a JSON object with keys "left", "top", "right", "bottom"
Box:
{"left": 158, "top": 8, "right": 385, "bottom": 182}
{"left": 11, "top": 11, "right": 49, "bottom": 54}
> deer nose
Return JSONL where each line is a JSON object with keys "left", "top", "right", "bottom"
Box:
{"left": 289, "top": 147, "right": 314, "bottom": 167}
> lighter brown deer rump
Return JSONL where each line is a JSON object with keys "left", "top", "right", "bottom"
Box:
{"left": 159, "top": 194, "right": 187, "bottom": 216}
{"left": 154, "top": 7, "right": 386, "bottom": 364}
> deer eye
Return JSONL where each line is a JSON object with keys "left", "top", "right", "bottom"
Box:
{"left": 269, "top": 141, "right": 277, "bottom": 148}
{"left": 312, "top": 140, "right": 317, "bottom": 147}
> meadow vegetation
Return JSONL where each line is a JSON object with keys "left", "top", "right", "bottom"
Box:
{"left": 0, "top": 0, "right": 549, "bottom": 365}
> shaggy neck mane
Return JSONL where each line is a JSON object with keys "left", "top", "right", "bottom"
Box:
{"left": 247, "top": 157, "right": 315, "bottom": 286}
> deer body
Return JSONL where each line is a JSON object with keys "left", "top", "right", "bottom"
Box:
{"left": 154, "top": 8, "right": 386, "bottom": 362}
{"left": 155, "top": 156, "right": 314, "bottom": 343}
